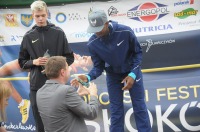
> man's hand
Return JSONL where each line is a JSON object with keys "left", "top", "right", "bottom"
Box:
{"left": 33, "top": 57, "right": 48, "bottom": 66}
{"left": 88, "top": 82, "right": 98, "bottom": 98}
{"left": 77, "top": 84, "right": 90, "bottom": 96}
{"left": 70, "top": 75, "right": 88, "bottom": 88}
{"left": 77, "top": 82, "right": 98, "bottom": 98}
{"left": 121, "top": 76, "right": 134, "bottom": 90}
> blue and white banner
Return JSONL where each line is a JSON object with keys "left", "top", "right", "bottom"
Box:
{"left": 0, "top": 0, "right": 200, "bottom": 132}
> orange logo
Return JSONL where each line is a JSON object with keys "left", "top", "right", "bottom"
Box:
{"left": 4, "top": 14, "right": 18, "bottom": 27}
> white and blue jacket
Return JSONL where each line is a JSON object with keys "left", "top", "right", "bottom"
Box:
{"left": 87, "top": 21, "right": 142, "bottom": 81}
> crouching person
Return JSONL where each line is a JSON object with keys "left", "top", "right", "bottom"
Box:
{"left": 36, "top": 56, "right": 99, "bottom": 132}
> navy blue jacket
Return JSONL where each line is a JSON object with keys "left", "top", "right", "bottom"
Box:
{"left": 87, "top": 21, "right": 142, "bottom": 80}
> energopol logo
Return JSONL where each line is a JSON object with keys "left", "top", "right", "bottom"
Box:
{"left": 127, "top": 2, "right": 169, "bottom": 22}
{"left": 174, "top": 8, "right": 198, "bottom": 19}
{"left": 174, "top": 0, "right": 194, "bottom": 6}
{"left": 140, "top": 38, "right": 175, "bottom": 52}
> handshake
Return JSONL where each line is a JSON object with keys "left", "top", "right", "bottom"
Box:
{"left": 70, "top": 75, "right": 98, "bottom": 97}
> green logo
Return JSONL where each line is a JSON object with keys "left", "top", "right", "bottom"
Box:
{"left": 174, "top": 8, "right": 198, "bottom": 19}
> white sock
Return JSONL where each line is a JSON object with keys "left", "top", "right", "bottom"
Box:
{"left": 18, "top": 99, "right": 25, "bottom": 107}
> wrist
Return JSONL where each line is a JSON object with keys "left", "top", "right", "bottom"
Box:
{"left": 85, "top": 75, "right": 91, "bottom": 82}
{"left": 128, "top": 72, "right": 136, "bottom": 80}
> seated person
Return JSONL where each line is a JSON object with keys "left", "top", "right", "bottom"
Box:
{"left": 36, "top": 56, "right": 99, "bottom": 132}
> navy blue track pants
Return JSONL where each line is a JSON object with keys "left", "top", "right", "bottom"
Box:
{"left": 106, "top": 71, "right": 151, "bottom": 132}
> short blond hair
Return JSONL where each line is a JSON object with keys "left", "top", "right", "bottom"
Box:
{"left": 0, "top": 81, "right": 12, "bottom": 121}
{"left": 30, "top": 0, "right": 47, "bottom": 12}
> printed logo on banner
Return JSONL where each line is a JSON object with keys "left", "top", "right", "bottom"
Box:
{"left": 0, "top": 35, "right": 5, "bottom": 42}
{"left": 10, "top": 35, "right": 23, "bottom": 42}
{"left": 108, "top": 6, "right": 126, "bottom": 17}
{"left": 70, "top": 32, "right": 93, "bottom": 39}
{"left": 140, "top": 38, "right": 175, "bottom": 52}
{"left": 4, "top": 14, "right": 18, "bottom": 27}
{"left": 56, "top": 13, "right": 67, "bottom": 23}
{"left": 174, "top": 8, "right": 198, "bottom": 19}
{"left": 133, "top": 24, "right": 173, "bottom": 33}
{"left": 127, "top": 2, "right": 169, "bottom": 22}
{"left": 21, "top": 14, "right": 33, "bottom": 27}
{"left": 68, "top": 13, "right": 86, "bottom": 21}
{"left": 174, "top": 0, "right": 194, "bottom": 6}
{"left": 178, "top": 19, "right": 200, "bottom": 27}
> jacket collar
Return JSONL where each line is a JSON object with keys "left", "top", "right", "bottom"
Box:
{"left": 46, "top": 79, "right": 60, "bottom": 84}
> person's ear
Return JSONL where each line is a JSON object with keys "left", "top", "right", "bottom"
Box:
{"left": 32, "top": 13, "right": 34, "bottom": 18}
{"left": 60, "top": 69, "right": 65, "bottom": 77}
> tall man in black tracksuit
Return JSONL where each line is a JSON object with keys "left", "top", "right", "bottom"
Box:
{"left": 18, "top": 1, "right": 74, "bottom": 132}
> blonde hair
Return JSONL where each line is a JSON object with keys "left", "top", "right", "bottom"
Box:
{"left": 0, "top": 81, "right": 12, "bottom": 121}
{"left": 30, "top": 0, "right": 47, "bottom": 12}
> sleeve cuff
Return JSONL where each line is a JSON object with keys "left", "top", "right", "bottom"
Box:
{"left": 128, "top": 72, "right": 136, "bottom": 80}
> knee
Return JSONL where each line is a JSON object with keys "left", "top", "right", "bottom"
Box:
{"left": 132, "top": 99, "right": 147, "bottom": 112}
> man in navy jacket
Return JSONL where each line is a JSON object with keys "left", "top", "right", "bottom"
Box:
{"left": 71, "top": 9, "right": 151, "bottom": 132}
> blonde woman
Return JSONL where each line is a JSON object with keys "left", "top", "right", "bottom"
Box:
{"left": 0, "top": 81, "right": 12, "bottom": 132}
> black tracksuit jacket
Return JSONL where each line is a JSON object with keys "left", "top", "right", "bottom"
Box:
{"left": 18, "top": 22, "right": 74, "bottom": 90}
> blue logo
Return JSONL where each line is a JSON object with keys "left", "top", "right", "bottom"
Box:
{"left": 56, "top": 13, "right": 67, "bottom": 23}
{"left": 21, "top": 14, "right": 33, "bottom": 27}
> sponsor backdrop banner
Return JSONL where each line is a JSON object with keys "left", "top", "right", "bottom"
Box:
{"left": 0, "top": 0, "right": 200, "bottom": 132}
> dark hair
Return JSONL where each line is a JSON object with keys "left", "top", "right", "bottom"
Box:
{"left": 45, "top": 56, "right": 67, "bottom": 78}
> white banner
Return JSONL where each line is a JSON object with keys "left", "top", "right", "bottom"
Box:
{"left": 0, "top": 0, "right": 199, "bottom": 44}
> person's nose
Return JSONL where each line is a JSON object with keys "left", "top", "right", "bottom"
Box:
{"left": 39, "top": 16, "right": 43, "bottom": 21}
